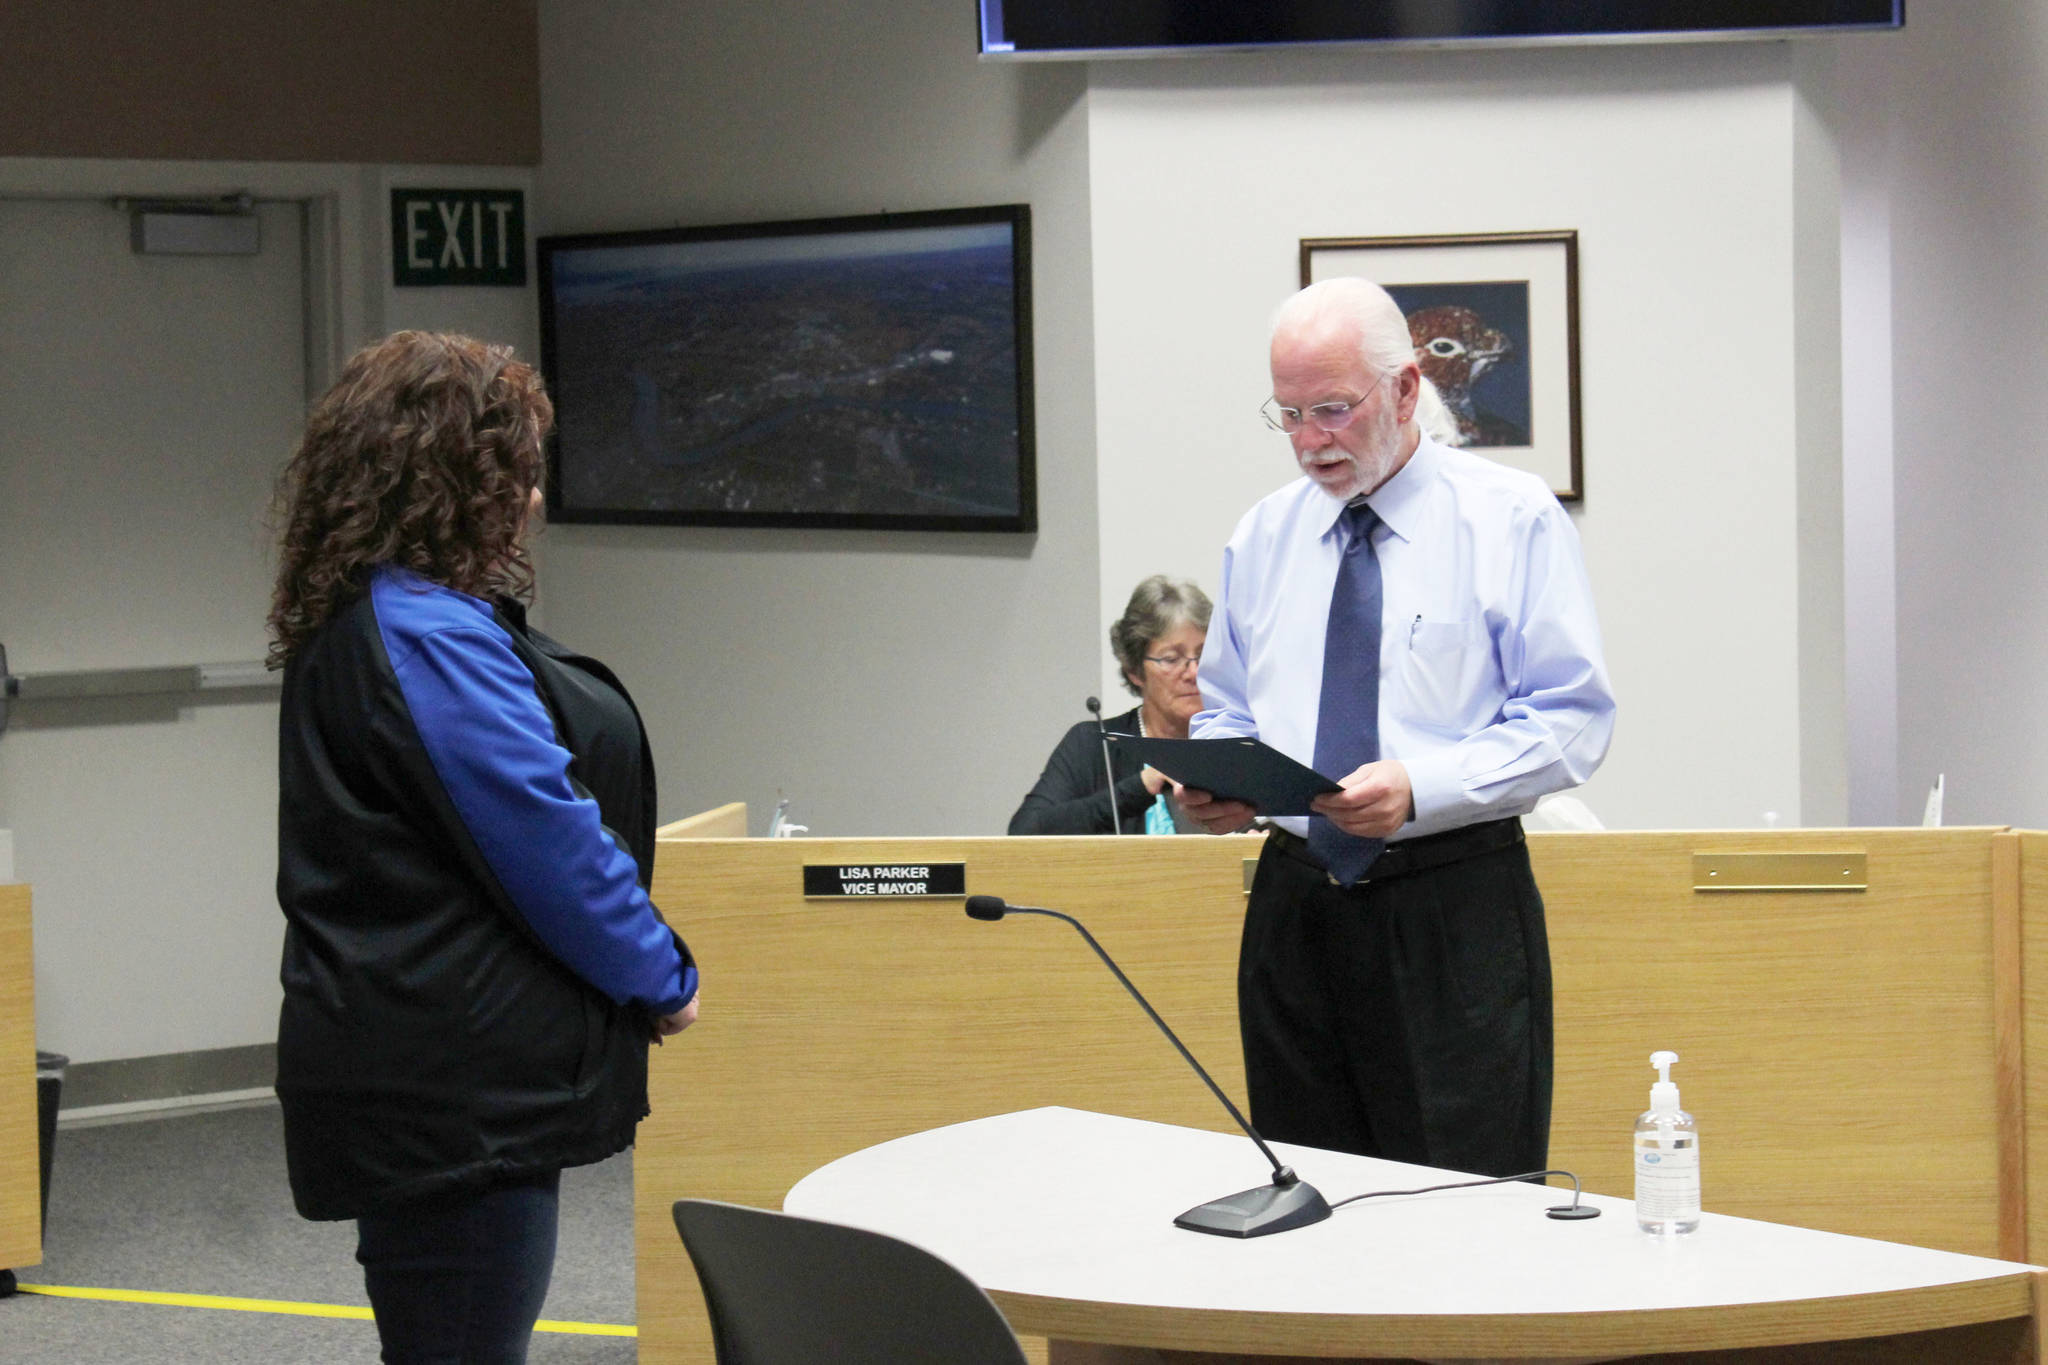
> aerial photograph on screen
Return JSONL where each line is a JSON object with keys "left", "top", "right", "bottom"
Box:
{"left": 544, "top": 220, "right": 1026, "bottom": 526}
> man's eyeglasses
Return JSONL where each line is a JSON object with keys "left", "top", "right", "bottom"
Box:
{"left": 1260, "top": 373, "right": 1390, "bottom": 435}
{"left": 1143, "top": 652, "right": 1202, "bottom": 673}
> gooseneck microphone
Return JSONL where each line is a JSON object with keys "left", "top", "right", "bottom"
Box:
{"left": 1085, "top": 695, "right": 1124, "bottom": 836}
{"left": 964, "top": 894, "right": 1331, "bottom": 1238}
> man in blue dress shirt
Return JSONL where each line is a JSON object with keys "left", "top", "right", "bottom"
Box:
{"left": 1181, "top": 277, "right": 1615, "bottom": 1177}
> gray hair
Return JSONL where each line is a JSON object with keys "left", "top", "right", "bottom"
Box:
{"left": 1110, "top": 575, "right": 1213, "bottom": 696}
{"left": 1414, "top": 375, "right": 1460, "bottom": 445}
{"left": 1271, "top": 276, "right": 1416, "bottom": 381}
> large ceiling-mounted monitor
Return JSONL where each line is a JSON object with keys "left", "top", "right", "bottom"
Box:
{"left": 978, "top": 2, "right": 1903, "bottom": 60}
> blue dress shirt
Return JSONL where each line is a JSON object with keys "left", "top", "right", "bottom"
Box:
{"left": 1193, "top": 435, "right": 1615, "bottom": 841}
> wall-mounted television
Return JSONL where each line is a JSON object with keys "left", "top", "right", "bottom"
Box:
{"left": 979, "top": 1, "right": 1902, "bottom": 59}
{"left": 537, "top": 205, "right": 1034, "bottom": 532}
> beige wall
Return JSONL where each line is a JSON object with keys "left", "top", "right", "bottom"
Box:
{"left": 0, "top": 157, "right": 533, "bottom": 1065}
{"left": 9, "top": 0, "right": 2048, "bottom": 1066}
{"left": 530, "top": 0, "right": 1102, "bottom": 837}
{"left": 1855, "top": 2, "right": 2048, "bottom": 827}
{"left": 1086, "top": 43, "right": 1836, "bottom": 829}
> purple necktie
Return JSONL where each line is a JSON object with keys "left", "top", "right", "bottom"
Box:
{"left": 1309, "top": 501, "right": 1384, "bottom": 886}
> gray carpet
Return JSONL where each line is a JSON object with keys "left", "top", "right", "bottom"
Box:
{"left": 0, "top": 1102, "right": 639, "bottom": 1363}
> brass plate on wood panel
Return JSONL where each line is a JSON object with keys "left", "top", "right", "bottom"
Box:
{"left": 1692, "top": 852, "right": 1867, "bottom": 892}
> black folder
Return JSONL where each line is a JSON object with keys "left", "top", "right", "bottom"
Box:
{"left": 1106, "top": 735, "right": 1340, "bottom": 816}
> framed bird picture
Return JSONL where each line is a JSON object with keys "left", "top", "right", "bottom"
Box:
{"left": 1300, "top": 230, "right": 1582, "bottom": 502}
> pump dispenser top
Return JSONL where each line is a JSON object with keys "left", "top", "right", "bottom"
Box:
{"left": 1649, "top": 1050, "right": 1681, "bottom": 1115}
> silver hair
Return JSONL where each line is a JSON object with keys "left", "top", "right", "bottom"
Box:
{"left": 1109, "top": 574, "right": 1213, "bottom": 696}
{"left": 1271, "top": 276, "right": 1416, "bottom": 381}
{"left": 1414, "top": 375, "right": 1460, "bottom": 445}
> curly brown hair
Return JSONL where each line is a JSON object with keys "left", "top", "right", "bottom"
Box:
{"left": 266, "top": 331, "right": 553, "bottom": 668}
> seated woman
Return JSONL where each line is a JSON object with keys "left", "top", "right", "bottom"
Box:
{"left": 1009, "top": 575, "right": 1212, "bottom": 835}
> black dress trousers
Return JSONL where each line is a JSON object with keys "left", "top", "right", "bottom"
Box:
{"left": 1237, "top": 823, "right": 1552, "bottom": 1179}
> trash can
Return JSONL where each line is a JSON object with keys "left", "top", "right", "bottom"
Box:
{"left": 34, "top": 1051, "right": 64, "bottom": 1238}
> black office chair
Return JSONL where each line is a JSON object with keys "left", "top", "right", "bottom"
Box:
{"left": 672, "top": 1198, "right": 1030, "bottom": 1365}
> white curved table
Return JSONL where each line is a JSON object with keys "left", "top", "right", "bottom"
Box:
{"left": 784, "top": 1107, "right": 2048, "bottom": 1362}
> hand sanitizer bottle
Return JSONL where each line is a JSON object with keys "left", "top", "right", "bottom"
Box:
{"left": 1634, "top": 1050, "right": 1700, "bottom": 1235}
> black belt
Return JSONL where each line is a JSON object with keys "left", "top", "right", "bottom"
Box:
{"left": 1263, "top": 817, "right": 1525, "bottom": 888}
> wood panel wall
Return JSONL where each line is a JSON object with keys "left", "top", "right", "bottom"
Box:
{"left": 1542, "top": 829, "right": 2010, "bottom": 1257}
{"left": 2021, "top": 831, "right": 2048, "bottom": 1263}
{"left": 636, "top": 834, "right": 1262, "bottom": 1365}
{"left": 635, "top": 827, "right": 2032, "bottom": 1364}
{"left": 0, "top": 885, "right": 39, "bottom": 1270}
{"left": 655, "top": 802, "right": 748, "bottom": 840}
{"left": 0, "top": 1, "right": 539, "bottom": 165}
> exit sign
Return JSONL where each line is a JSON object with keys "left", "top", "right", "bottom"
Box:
{"left": 391, "top": 188, "right": 527, "bottom": 287}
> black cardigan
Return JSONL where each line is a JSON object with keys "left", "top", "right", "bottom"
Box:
{"left": 275, "top": 581, "right": 691, "bottom": 1220}
{"left": 1007, "top": 705, "right": 1159, "bottom": 835}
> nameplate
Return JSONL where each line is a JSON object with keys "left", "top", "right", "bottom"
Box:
{"left": 803, "top": 863, "right": 966, "bottom": 899}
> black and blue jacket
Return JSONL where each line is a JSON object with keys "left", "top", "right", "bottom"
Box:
{"left": 275, "top": 564, "right": 696, "bottom": 1220}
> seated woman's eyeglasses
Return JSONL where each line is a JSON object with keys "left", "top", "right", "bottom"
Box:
{"left": 1144, "top": 652, "right": 1202, "bottom": 673}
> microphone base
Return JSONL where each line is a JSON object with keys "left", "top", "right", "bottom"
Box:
{"left": 1174, "top": 1179, "right": 1332, "bottom": 1238}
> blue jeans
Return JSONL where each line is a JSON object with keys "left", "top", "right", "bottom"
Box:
{"left": 355, "top": 1170, "right": 562, "bottom": 1364}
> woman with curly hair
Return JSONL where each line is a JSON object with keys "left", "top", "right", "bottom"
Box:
{"left": 269, "top": 331, "right": 698, "bottom": 1363}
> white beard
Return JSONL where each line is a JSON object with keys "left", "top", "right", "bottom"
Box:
{"left": 1299, "top": 398, "right": 1404, "bottom": 501}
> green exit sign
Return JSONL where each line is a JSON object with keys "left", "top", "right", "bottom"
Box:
{"left": 391, "top": 188, "right": 527, "bottom": 287}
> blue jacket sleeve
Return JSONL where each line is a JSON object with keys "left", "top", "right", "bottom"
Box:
{"left": 384, "top": 617, "right": 695, "bottom": 1015}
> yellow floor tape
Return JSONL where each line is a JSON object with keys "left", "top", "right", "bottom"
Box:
{"left": 14, "top": 1283, "right": 636, "bottom": 1336}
